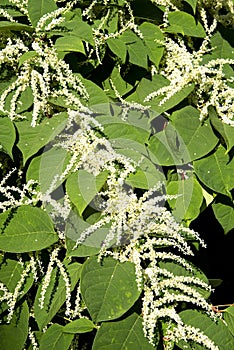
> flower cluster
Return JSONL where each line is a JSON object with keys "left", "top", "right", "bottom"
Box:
{"left": 144, "top": 14, "right": 234, "bottom": 125}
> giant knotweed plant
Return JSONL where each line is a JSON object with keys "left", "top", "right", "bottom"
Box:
{"left": 0, "top": 0, "right": 234, "bottom": 349}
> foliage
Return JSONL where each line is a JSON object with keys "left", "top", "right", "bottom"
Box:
{"left": 0, "top": 0, "right": 234, "bottom": 349}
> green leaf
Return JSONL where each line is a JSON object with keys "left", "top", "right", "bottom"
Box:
{"left": 209, "top": 107, "right": 234, "bottom": 152}
{"left": 92, "top": 313, "right": 154, "bottom": 350}
{"left": 103, "top": 68, "right": 133, "bottom": 99}
{"left": 212, "top": 201, "right": 234, "bottom": 234}
{"left": 16, "top": 112, "right": 67, "bottom": 165}
{"left": 206, "top": 32, "right": 234, "bottom": 61}
{"left": 178, "top": 309, "right": 234, "bottom": 349}
{"left": 27, "top": 0, "right": 58, "bottom": 27}
{"left": 171, "top": 106, "right": 218, "bottom": 161}
{"left": 0, "top": 117, "right": 16, "bottom": 158}
{"left": 166, "top": 11, "right": 206, "bottom": 37}
{"left": 26, "top": 146, "right": 70, "bottom": 193}
{"left": 139, "top": 22, "right": 164, "bottom": 67}
{"left": 0, "top": 302, "right": 29, "bottom": 350}
{"left": 0, "top": 258, "right": 34, "bottom": 313}
{"left": 79, "top": 76, "right": 109, "bottom": 113}
{"left": 55, "top": 36, "right": 85, "bottom": 54}
{"left": 184, "top": 0, "right": 197, "bottom": 13}
{"left": 18, "top": 51, "right": 38, "bottom": 68}
{"left": 148, "top": 123, "right": 185, "bottom": 166}
{"left": 97, "top": 116, "right": 150, "bottom": 145}
{"left": 167, "top": 177, "right": 203, "bottom": 223}
{"left": 107, "top": 37, "right": 127, "bottom": 62}
{"left": 66, "top": 170, "right": 108, "bottom": 216}
{"left": 224, "top": 306, "right": 234, "bottom": 337}
{"left": 0, "top": 21, "right": 33, "bottom": 32}
{"left": 62, "top": 18, "right": 94, "bottom": 45}
{"left": 3, "top": 87, "right": 33, "bottom": 116}
{"left": 63, "top": 318, "right": 95, "bottom": 334}
{"left": 80, "top": 256, "right": 141, "bottom": 323}
{"left": 39, "top": 324, "right": 74, "bottom": 350}
{"left": 194, "top": 145, "right": 234, "bottom": 196}
{"left": 34, "top": 262, "right": 81, "bottom": 330}
{"left": 119, "top": 30, "right": 148, "bottom": 69}
{"left": 0, "top": 206, "right": 58, "bottom": 253}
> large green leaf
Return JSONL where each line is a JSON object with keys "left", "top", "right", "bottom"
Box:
{"left": 16, "top": 112, "right": 67, "bottom": 164}
{"left": 166, "top": 11, "right": 206, "bottom": 37}
{"left": 170, "top": 106, "right": 218, "bottom": 161}
{"left": 0, "top": 206, "right": 58, "bottom": 253}
{"left": 139, "top": 22, "right": 164, "bottom": 67}
{"left": 27, "top": 0, "right": 58, "bottom": 27}
{"left": 80, "top": 256, "right": 141, "bottom": 323}
{"left": 0, "top": 302, "right": 29, "bottom": 350}
{"left": 194, "top": 145, "right": 234, "bottom": 196}
{"left": 167, "top": 177, "right": 203, "bottom": 223}
{"left": 212, "top": 200, "right": 234, "bottom": 234}
{"left": 39, "top": 324, "right": 74, "bottom": 350}
{"left": 0, "top": 258, "right": 34, "bottom": 313}
{"left": 66, "top": 170, "right": 108, "bottom": 216}
{"left": 119, "top": 30, "right": 148, "bottom": 69}
{"left": 178, "top": 309, "right": 234, "bottom": 349}
{"left": 34, "top": 262, "right": 81, "bottom": 330}
{"left": 0, "top": 117, "right": 16, "bottom": 158}
{"left": 92, "top": 313, "right": 154, "bottom": 350}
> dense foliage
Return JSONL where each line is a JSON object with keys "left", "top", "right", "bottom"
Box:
{"left": 0, "top": 0, "right": 234, "bottom": 349}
